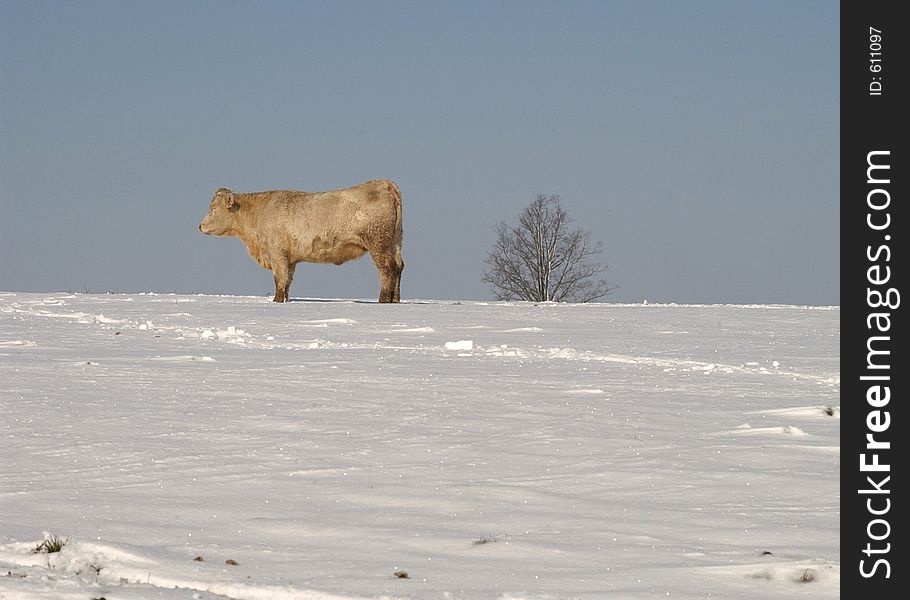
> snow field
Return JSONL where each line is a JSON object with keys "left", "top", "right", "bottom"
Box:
{"left": 0, "top": 293, "right": 838, "bottom": 599}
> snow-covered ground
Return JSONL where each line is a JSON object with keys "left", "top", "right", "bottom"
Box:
{"left": 0, "top": 293, "right": 839, "bottom": 599}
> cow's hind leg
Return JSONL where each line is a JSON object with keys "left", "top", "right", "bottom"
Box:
{"left": 371, "top": 252, "right": 400, "bottom": 304}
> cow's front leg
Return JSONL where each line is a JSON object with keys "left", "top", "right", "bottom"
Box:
{"left": 271, "top": 261, "right": 295, "bottom": 303}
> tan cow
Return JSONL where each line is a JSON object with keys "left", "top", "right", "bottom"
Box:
{"left": 199, "top": 179, "right": 403, "bottom": 303}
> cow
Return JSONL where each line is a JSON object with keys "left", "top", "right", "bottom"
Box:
{"left": 199, "top": 179, "right": 403, "bottom": 303}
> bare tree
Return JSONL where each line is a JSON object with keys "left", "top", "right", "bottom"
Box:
{"left": 482, "top": 194, "right": 617, "bottom": 302}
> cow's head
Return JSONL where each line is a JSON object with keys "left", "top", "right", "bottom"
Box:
{"left": 199, "top": 188, "right": 240, "bottom": 236}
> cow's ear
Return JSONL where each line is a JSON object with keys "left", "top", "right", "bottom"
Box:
{"left": 216, "top": 188, "right": 239, "bottom": 210}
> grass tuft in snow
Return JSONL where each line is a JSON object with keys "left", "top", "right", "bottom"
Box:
{"left": 33, "top": 534, "right": 67, "bottom": 554}
{"left": 472, "top": 534, "right": 500, "bottom": 546}
{"left": 799, "top": 568, "right": 817, "bottom": 583}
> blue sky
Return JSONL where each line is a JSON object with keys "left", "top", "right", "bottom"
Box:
{"left": 0, "top": 1, "right": 839, "bottom": 303}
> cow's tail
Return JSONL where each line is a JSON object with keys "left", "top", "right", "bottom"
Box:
{"left": 387, "top": 180, "right": 404, "bottom": 302}
{"left": 387, "top": 180, "right": 403, "bottom": 257}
